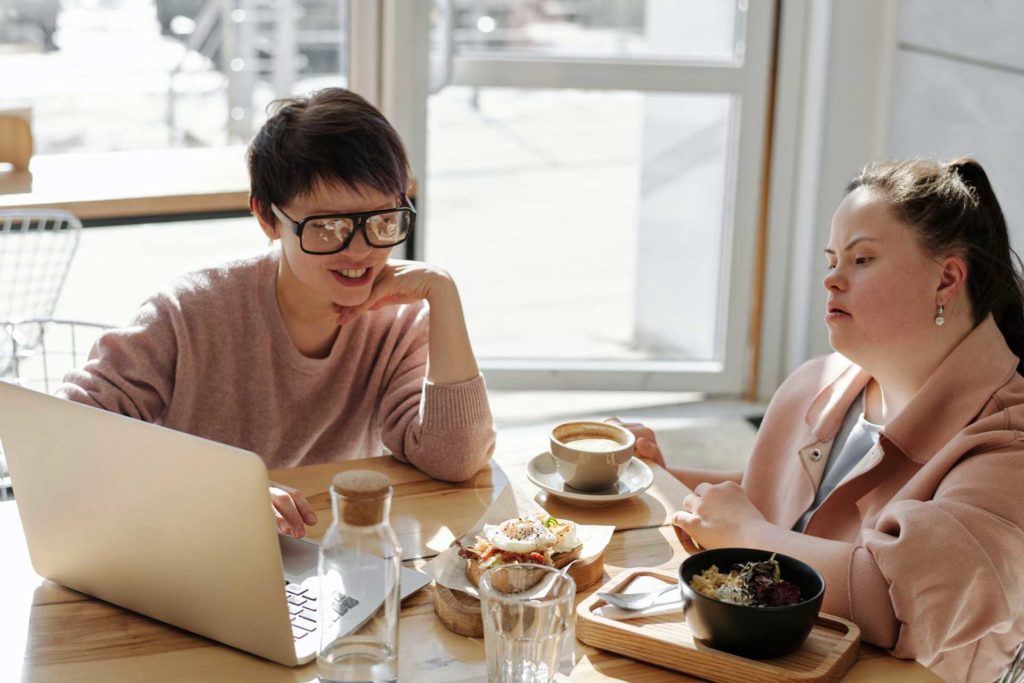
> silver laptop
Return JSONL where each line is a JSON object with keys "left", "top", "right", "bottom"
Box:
{"left": 0, "top": 380, "right": 430, "bottom": 666}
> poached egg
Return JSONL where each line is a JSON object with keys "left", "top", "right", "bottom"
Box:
{"left": 551, "top": 519, "right": 580, "bottom": 554}
{"left": 483, "top": 516, "right": 557, "bottom": 554}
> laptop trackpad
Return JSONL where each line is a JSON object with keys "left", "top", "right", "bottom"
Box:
{"left": 277, "top": 534, "right": 432, "bottom": 600}
{"left": 279, "top": 534, "right": 319, "bottom": 584}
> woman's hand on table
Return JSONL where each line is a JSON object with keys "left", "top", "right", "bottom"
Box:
{"left": 604, "top": 417, "right": 666, "bottom": 468}
{"left": 673, "top": 481, "right": 769, "bottom": 549}
{"left": 269, "top": 481, "right": 318, "bottom": 538}
{"left": 602, "top": 416, "right": 764, "bottom": 552}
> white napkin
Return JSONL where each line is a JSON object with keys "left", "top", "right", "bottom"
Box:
{"left": 421, "top": 485, "right": 615, "bottom": 598}
{"left": 592, "top": 574, "right": 683, "bottom": 621}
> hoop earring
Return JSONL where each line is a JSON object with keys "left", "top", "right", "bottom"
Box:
{"left": 935, "top": 303, "right": 945, "bottom": 327}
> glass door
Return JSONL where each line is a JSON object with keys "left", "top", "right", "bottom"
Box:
{"left": 373, "top": 0, "right": 775, "bottom": 394}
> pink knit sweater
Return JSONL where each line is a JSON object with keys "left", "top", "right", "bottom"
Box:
{"left": 57, "top": 251, "right": 496, "bottom": 481}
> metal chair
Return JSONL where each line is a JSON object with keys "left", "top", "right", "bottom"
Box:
{"left": 0, "top": 209, "right": 83, "bottom": 378}
{"left": 998, "top": 641, "right": 1024, "bottom": 683}
{"left": 0, "top": 318, "right": 111, "bottom": 392}
{"left": 0, "top": 318, "right": 112, "bottom": 499}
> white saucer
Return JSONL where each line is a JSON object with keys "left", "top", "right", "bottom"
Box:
{"left": 526, "top": 452, "right": 654, "bottom": 506}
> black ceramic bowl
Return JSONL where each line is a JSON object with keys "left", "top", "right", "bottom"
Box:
{"left": 678, "top": 548, "right": 825, "bottom": 659}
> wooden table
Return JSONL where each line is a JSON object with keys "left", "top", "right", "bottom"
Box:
{"left": 0, "top": 146, "right": 251, "bottom": 226}
{"left": 0, "top": 446, "right": 940, "bottom": 682}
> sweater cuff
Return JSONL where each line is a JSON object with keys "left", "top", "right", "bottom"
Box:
{"left": 848, "top": 545, "right": 900, "bottom": 648}
{"left": 421, "top": 374, "right": 492, "bottom": 431}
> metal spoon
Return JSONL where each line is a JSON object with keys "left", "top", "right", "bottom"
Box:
{"left": 596, "top": 583, "right": 678, "bottom": 610}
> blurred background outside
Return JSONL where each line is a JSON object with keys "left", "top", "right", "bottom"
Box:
{"left": 7, "top": 1, "right": 1021, "bottom": 395}
{"left": 0, "top": 0, "right": 755, "bottom": 375}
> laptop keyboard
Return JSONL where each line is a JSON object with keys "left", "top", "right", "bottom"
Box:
{"left": 284, "top": 581, "right": 359, "bottom": 642}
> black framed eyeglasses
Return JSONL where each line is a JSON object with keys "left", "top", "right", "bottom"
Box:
{"left": 270, "top": 197, "right": 416, "bottom": 255}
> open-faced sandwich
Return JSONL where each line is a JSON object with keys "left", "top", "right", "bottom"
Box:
{"left": 457, "top": 513, "right": 583, "bottom": 591}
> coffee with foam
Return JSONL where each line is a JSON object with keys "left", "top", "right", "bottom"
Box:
{"left": 549, "top": 421, "right": 636, "bottom": 491}
{"left": 566, "top": 437, "right": 623, "bottom": 453}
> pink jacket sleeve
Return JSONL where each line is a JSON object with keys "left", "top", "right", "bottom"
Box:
{"left": 859, "top": 445, "right": 1024, "bottom": 664}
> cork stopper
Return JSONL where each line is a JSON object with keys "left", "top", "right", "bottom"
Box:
{"left": 331, "top": 470, "right": 392, "bottom": 526}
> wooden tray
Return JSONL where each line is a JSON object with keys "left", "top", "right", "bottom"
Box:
{"left": 435, "top": 549, "right": 606, "bottom": 638}
{"left": 576, "top": 570, "right": 861, "bottom": 683}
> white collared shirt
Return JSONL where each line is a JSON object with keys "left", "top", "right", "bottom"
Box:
{"left": 793, "top": 391, "right": 882, "bottom": 533}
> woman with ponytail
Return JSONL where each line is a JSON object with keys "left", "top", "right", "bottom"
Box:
{"left": 612, "top": 158, "right": 1024, "bottom": 681}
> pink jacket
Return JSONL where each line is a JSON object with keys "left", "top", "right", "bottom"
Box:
{"left": 743, "top": 315, "right": 1024, "bottom": 682}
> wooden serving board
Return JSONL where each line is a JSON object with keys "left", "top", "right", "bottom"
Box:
{"left": 576, "top": 570, "right": 861, "bottom": 683}
{"left": 434, "top": 550, "right": 606, "bottom": 638}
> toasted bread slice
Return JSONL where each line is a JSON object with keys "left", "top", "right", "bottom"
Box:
{"left": 551, "top": 545, "right": 582, "bottom": 570}
{"left": 465, "top": 556, "right": 487, "bottom": 589}
{"left": 467, "top": 557, "right": 549, "bottom": 593}
{"left": 467, "top": 544, "right": 584, "bottom": 594}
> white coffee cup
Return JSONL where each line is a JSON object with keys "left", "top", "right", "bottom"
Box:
{"left": 549, "top": 421, "right": 635, "bottom": 492}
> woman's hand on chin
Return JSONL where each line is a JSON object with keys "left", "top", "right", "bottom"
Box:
{"left": 333, "top": 260, "right": 451, "bottom": 326}
{"left": 672, "top": 481, "right": 770, "bottom": 549}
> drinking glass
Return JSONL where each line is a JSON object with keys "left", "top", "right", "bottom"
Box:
{"left": 479, "top": 564, "right": 576, "bottom": 683}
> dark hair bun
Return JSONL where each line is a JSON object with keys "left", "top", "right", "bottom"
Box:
{"left": 946, "top": 158, "right": 987, "bottom": 205}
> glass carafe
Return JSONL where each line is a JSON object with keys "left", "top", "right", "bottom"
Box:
{"left": 318, "top": 470, "right": 401, "bottom": 683}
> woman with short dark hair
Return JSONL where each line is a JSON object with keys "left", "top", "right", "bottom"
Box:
{"left": 59, "top": 88, "right": 495, "bottom": 537}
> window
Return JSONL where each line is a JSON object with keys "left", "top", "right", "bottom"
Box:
{"left": 0, "top": 0, "right": 350, "bottom": 155}
{"left": 383, "top": 0, "right": 776, "bottom": 392}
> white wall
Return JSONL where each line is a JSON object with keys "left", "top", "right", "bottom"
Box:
{"left": 888, "top": 0, "right": 1024, "bottom": 243}
{"left": 762, "top": 0, "right": 1024, "bottom": 402}
{"left": 758, "top": 0, "right": 897, "bottom": 400}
